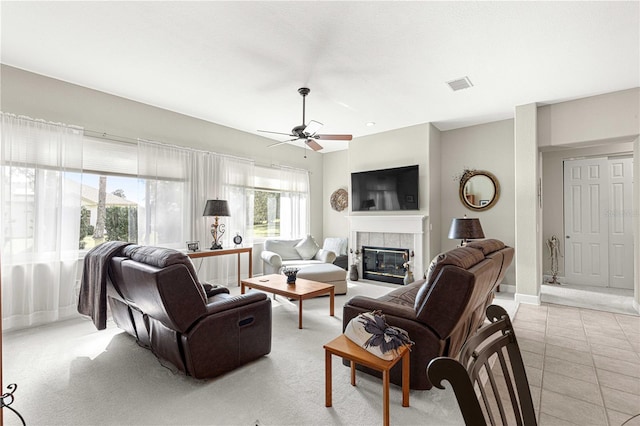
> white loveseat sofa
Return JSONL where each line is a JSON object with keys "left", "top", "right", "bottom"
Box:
{"left": 260, "top": 236, "right": 337, "bottom": 275}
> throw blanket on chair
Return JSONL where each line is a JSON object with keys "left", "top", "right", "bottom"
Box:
{"left": 78, "top": 241, "right": 132, "bottom": 330}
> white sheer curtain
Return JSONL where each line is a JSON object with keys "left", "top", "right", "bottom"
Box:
{"left": 1, "top": 113, "right": 84, "bottom": 331}
{"left": 137, "top": 140, "right": 193, "bottom": 248}
{"left": 277, "top": 166, "right": 309, "bottom": 239}
{"left": 219, "top": 154, "right": 255, "bottom": 245}
{"left": 189, "top": 152, "right": 255, "bottom": 285}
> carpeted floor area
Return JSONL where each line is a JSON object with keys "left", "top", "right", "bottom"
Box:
{"left": 3, "top": 281, "right": 469, "bottom": 426}
{"left": 6, "top": 279, "right": 633, "bottom": 426}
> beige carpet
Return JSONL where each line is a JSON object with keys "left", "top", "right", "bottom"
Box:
{"left": 3, "top": 280, "right": 476, "bottom": 426}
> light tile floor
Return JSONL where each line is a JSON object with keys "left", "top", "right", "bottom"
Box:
{"left": 512, "top": 302, "right": 640, "bottom": 425}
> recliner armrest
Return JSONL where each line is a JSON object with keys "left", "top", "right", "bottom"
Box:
{"left": 344, "top": 295, "right": 418, "bottom": 320}
{"left": 202, "top": 282, "right": 230, "bottom": 298}
{"left": 314, "top": 248, "right": 337, "bottom": 264}
{"left": 205, "top": 292, "right": 269, "bottom": 315}
{"left": 260, "top": 250, "right": 282, "bottom": 267}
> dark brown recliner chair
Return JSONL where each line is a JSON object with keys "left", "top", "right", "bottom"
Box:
{"left": 343, "top": 239, "right": 514, "bottom": 390}
{"left": 106, "top": 245, "right": 271, "bottom": 379}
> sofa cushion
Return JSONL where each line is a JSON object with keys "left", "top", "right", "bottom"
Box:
{"left": 466, "top": 239, "right": 505, "bottom": 256}
{"left": 281, "top": 259, "right": 324, "bottom": 268}
{"left": 295, "top": 235, "right": 320, "bottom": 260}
{"left": 264, "top": 239, "right": 301, "bottom": 260}
{"left": 415, "top": 246, "right": 484, "bottom": 313}
{"left": 323, "top": 237, "right": 348, "bottom": 256}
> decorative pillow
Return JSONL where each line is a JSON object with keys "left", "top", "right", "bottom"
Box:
{"left": 264, "top": 239, "right": 300, "bottom": 260}
{"left": 323, "top": 237, "right": 348, "bottom": 256}
{"left": 344, "top": 310, "right": 414, "bottom": 360}
{"left": 295, "top": 235, "right": 320, "bottom": 260}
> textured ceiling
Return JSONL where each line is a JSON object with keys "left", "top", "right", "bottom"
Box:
{"left": 2, "top": 1, "right": 639, "bottom": 152}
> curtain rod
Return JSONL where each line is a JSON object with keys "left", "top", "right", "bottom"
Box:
{"left": 83, "top": 129, "right": 308, "bottom": 173}
{"left": 84, "top": 129, "right": 138, "bottom": 145}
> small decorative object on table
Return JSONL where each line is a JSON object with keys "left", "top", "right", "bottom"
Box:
{"left": 349, "top": 248, "right": 361, "bottom": 281}
{"left": 402, "top": 251, "right": 414, "bottom": 285}
{"left": 283, "top": 267, "right": 299, "bottom": 284}
{"left": 233, "top": 232, "right": 243, "bottom": 247}
{"left": 186, "top": 241, "right": 200, "bottom": 252}
{"left": 344, "top": 310, "right": 414, "bottom": 360}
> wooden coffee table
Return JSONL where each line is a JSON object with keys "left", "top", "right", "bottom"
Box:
{"left": 241, "top": 274, "right": 334, "bottom": 329}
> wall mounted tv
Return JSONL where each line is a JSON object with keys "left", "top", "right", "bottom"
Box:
{"left": 351, "top": 165, "right": 419, "bottom": 212}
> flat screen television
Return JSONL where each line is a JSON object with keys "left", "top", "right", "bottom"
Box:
{"left": 351, "top": 165, "right": 419, "bottom": 211}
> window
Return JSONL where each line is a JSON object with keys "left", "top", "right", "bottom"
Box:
{"left": 252, "top": 165, "right": 309, "bottom": 239}
{"left": 252, "top": 189, "right": 280, "bottom": 237}
{"left": 78, "top": 173, "right": 140, "bottom": 250}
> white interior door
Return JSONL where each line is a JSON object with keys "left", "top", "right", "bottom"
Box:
{"left": 564, "top": 158, "right": 608, "bottom": 286}
{"left": 563, "top": 157, "right": 634, "bottom": 288}
{"left": 607, "top": 157, "right": 634, "bottom": 289}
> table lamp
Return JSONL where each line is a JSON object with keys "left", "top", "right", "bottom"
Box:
{"left": 203, "top": 199, "right": 230, "bottom": 250}
{"left": 448, "top": 215, "right": 484, "bottom": 246}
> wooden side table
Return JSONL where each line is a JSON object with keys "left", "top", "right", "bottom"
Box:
{"left": 187, "top": 246, "right": 252, "bottom": 286}
{"left": 324, "top": 334, "right": 409, "bottom": 426}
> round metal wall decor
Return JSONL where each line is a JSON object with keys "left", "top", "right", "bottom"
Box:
{"left": 330, "top": 188, "right": 348, "bottom": 212}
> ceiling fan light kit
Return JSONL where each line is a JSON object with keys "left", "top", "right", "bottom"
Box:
{"left": 258, "top": 87, "right": 352, "bottom": 152}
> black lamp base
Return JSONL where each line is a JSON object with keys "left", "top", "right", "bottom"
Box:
{"left": 210, "top": 243, "right": 223, "bottom": 250}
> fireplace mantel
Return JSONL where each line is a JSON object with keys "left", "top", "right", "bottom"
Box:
{"left": 349, "top": 215, "right": 427, "bottom": 281}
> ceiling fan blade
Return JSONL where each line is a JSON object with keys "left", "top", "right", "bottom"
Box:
{"left": 316, "top": 134, "right": 353, "bottom": 141}
{"left": 268, "top": 138, "right": 298, "bottom": 148}
{"left": 305, "top": 139, "right": 324, "bottom": 151}
{"left": 304, "top": 120, "right": 323, "bottom": 136}
{"left": 258, "top": 129, "right": 295, "bottom": 137}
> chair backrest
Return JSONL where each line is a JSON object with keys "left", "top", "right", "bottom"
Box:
{"left": 427, "top": 305, "right": 537, "bottom": 426}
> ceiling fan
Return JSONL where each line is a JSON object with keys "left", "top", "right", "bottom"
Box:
{"left": 258, "top": 87, "right": 352, "bottom": 151}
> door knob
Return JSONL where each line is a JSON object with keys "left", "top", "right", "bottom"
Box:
{"left": 565, "top": 236, "right": 570, "bottom": 239}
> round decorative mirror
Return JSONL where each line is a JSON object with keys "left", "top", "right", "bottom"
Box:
{"left": 459, "top": 170, "right": 500, "bottom": 211}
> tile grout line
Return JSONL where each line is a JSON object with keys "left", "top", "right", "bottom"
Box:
{"left": 581, "top": 307, "right": 611, "bottom": 426}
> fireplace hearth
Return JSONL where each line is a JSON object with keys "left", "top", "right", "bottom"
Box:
{"left": 362, "top": 246, "right": 410, "bottom": 285}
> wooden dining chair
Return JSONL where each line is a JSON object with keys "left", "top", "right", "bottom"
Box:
{"left": 427, "top": 304, "right": 537, "bottom": 426}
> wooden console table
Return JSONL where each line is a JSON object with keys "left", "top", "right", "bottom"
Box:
{"left": 187, "top": 246, "right": 252, "bottom": 286}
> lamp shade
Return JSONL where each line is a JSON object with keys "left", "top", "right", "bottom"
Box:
{"left": 203, "top": 199, "right": 230, "bottom": 217}
{"left": 448, "top": 217, "right": 485, "bottom": 240}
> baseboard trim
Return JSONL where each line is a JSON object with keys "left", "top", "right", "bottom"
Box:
{"left": 634, "top": 298, "right": 640, "bottom": 314}
{"left": 515, "top": 292, "right": 541, "bottom": 305}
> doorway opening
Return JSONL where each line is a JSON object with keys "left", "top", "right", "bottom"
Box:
{"left": 562, "top": 156, "right": 634, "bottom": 290}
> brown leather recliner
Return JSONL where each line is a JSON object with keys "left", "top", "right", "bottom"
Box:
{"left": 106, "top": 245, "right": 272, "bottom": 379}
{"left": 342, "top": 239, "right": 513, "bottom": 390}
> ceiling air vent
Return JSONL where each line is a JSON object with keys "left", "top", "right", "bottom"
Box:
{"left": 446, "top": 76, "right": 473, "bottom": 91}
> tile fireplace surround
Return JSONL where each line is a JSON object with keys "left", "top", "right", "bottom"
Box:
{"left": 349, "top": 215, "right": 427, "bottom": 281}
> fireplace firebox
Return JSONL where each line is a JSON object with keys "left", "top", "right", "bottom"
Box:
{"left": 362, "top": 246, "right": 410, "bottom": 285}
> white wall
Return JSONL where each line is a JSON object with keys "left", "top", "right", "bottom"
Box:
{"left": 440, "top": 119, "right": 516, "bottom": 285}
{"left": 635, "top": 138, "right": 640, "bottom": 311}
{"left": 538, "top": 88, "right": 640, "bottom": 147}
{"left": 515, "top": 104, "right": 541, "bottom": 303}
{"left": 322, "top": 150, "right": 350, "bottom": 241}
{"left": 428, "top": 124, "right": 442, "bottom": 258}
